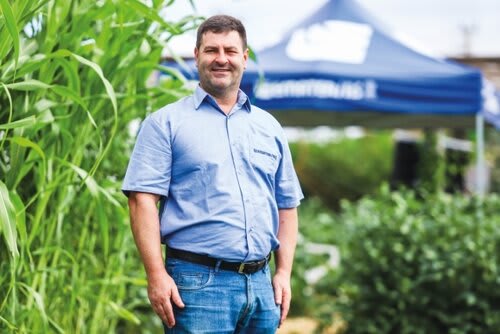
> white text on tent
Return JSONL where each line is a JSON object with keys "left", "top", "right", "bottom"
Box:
{"left": 254, "top": 79, "right": 378, "bottom": 100}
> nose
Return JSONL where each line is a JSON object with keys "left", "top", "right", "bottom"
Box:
{"left": 215, "top": 52, "right": 228, "bottom": 64}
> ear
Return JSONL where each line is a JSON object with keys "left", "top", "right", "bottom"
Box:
{"left": 194, "top": 47, "right": 199, "bottom": 67}
{"left": 243, "top": 47, "right": 249, "bottom": 65}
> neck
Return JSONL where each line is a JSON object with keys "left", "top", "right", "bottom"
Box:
{"left": 215, "top": 95, "right": 238, "bottom": 115}
{"left": 203, "top": 86, "right": 239, "bottom": 115}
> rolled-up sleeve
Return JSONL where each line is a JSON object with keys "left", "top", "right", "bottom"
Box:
{"left": 122, "top": 115, "right": 172, "bottom": 197}
{"left": 274, "top": 133, "right": 304, "bottom": 209}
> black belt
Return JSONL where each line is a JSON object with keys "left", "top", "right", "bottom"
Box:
{"left": 166, "top": 247, "right": 271, "bottom": 275}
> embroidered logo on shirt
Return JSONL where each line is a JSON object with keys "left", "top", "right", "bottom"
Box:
{"left": 254, "top": 148, "right": 277, "bottom": 160}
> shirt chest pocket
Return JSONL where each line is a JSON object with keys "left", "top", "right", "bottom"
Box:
{"left": 249, "top": 137, "right": 280, "bottom": 176}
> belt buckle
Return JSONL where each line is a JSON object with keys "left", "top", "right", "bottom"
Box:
{"left": 238, "top": 263, "right": 246, "bottom": 274}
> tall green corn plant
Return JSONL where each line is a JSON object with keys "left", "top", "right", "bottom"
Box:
{"left": 0, "top": 0, "right": 198, "bottom": 332}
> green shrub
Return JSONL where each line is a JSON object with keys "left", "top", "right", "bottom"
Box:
{"left": 290, "top": 132, "right": 393, "bottom": 210}
{"left": 290, "top": 198, "right": 345, "bottom": 317}
{"left": 337, "top": 188, "right": 500, "bottom": 334}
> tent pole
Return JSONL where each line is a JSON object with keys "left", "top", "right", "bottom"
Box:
{"left": 475, "top": 113, "right": 486, "bottom": 196}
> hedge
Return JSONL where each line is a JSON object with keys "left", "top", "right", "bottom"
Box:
{"left": 335, "top": 188, "right": 500, "bottom": 334}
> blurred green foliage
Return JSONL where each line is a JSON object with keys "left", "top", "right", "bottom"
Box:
{"left": 298, "top": 189, "right": 500, "bottom": 334}
{"left": 289, "top": 198, "right": 345, "bottom": 317}
{"left": 487, "top": 129, "right": 500, "bottom": 192}
{"left": 418, "top": 131, "right": 445, "bottom": 193}
{"left": 290, "top": 132, "right": 394, "bottom": 210}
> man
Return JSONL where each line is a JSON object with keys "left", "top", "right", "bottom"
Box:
{"left": 123, "top": 14, "right": 303, "bottom": 333}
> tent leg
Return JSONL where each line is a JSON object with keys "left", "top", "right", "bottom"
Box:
{"left": 475, "top": 113, "right": 486, "bottom": 196}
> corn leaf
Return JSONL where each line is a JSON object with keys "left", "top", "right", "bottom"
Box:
{"left": 0, "top": 0, "right": 19, "bottom": 68}
{"left": 109, "top": 301, "right": 141, "bottom": 325}
{"left": 8, "top": 190, "right": 27, "bottom": 247}
{"left": 0, "top": 115, "right": 36, "bottom": 130}
{"left": 5, "top": 79, "right": 51, "bottom": 90}
{"left": 0, "top": 180, "right": 19, "bottom": 257}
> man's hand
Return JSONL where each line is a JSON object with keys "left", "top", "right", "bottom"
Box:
{"left": 272, "top": 270, "right": 292, "bottom": 327}
{"left": 147, "top": 270, "right": 185, "bottom": 328}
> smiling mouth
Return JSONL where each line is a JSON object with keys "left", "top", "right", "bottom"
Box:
{"left": 211, "top": 68, "right": 231, "bottom": 77}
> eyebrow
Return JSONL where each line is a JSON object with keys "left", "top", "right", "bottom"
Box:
{"left": 203, "top": 45, "right": 240, "bottom": 51}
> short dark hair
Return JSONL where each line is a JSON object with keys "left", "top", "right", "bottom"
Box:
{"left": 196, "top": 15, "right": 247, "bottom": 50}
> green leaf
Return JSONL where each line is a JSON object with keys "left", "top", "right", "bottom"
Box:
{"left": 155, "top": 63, "right": 188, "bottom": 83}
{"left": 109, "top": 301, "right": 141, "bottom": 324}
{"left": 8, "top": 136, "right": 46, "bottom": 163}
{"left": 248, "top": 45, "right": 257, "bottom": 62}
{"left": 9, "top": 190, "right": 26, "bottom": 247}
{"left": 34, "top": 98, "right": 58, "bottom": 112}
{"left": 0, "top": 82, "right": 13, "bottom": 149}
{"left": 51, "top": 85, "right": 97, "bottom": 128}
{"left": 123, "top": 0, "right": 180, "bottom": 34}
{"left": 69, "top": 53, "right": 117, "bottom": 113}
{"left": 68, "top": 52, "right": 118, "bottom": 175}
{"left": 60, "top": 160, "right": 99, "bottom": 196}
{"left": 5, "top": 79, "right": 52, "bottom": 90}
{"left": 0, "top": 314, "right": 17, "bottom": 331}
{"left": 0, "top": 115, "right": 36, "bottom": 130}
{"left": 54, "top": 56, "right": 80, "bottom": 93}
{"left": 0, "top": 180, "right": 19, "bottom": 257}
{"left": 0, "top": 0, "right": 20, "bottom": 68}
{"left": 7, "top": 136, "right": 47, "bottom": 187}
{"left": 18, "top": 283, "right": 48, "bottom": 325}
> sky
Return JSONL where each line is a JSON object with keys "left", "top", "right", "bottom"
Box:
{"left": 162, "top": 0, "right": 500, "bottom": 58}
{"left": 358, "top": 0, "right": 500, "bottom": 57}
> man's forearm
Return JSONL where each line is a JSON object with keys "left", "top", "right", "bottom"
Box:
{"left": 273, "top": 207, "right": 298, "bottom": 325}
{"left": 275, "top": 208, "right": 298, "bottom": 275}
{"left": 128, "top": 192, "right": 164, "bottom": 276}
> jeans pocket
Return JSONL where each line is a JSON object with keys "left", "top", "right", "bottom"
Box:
{"left": 167, "top": 259, "right": 213, "bottom": 290}
{"left": 174, "top": 272, "right": 212, "bottom": 290}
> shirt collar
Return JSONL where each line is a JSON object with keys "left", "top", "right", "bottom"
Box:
{"left": 193, "top": 85, "right": 251, "bottom": 113}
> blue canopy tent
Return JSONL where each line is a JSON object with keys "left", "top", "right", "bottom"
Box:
{"left": 164, "top": 0, "right": 500, "bottom": 193}
{"left": 239, "top": 0, "right": 498, "bottom": 129}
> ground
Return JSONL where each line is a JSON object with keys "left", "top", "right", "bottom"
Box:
{"left": 277, "top": 316, "right": 344, "bottom": 334}
{"left": 277, "top": 317, "right": 318, "bottom": 334}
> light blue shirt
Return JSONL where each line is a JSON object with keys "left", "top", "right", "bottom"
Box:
{"left": 122, "top": 86, "right": 303, "bottom": 261}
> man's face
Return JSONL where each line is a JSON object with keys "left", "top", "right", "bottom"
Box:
{"left": 195, "top": 30, "right": 248, "bottom": 98}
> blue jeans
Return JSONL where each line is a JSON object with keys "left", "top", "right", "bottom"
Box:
{"left": 164, "top": 258, "right": 280, "bottom": 334}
